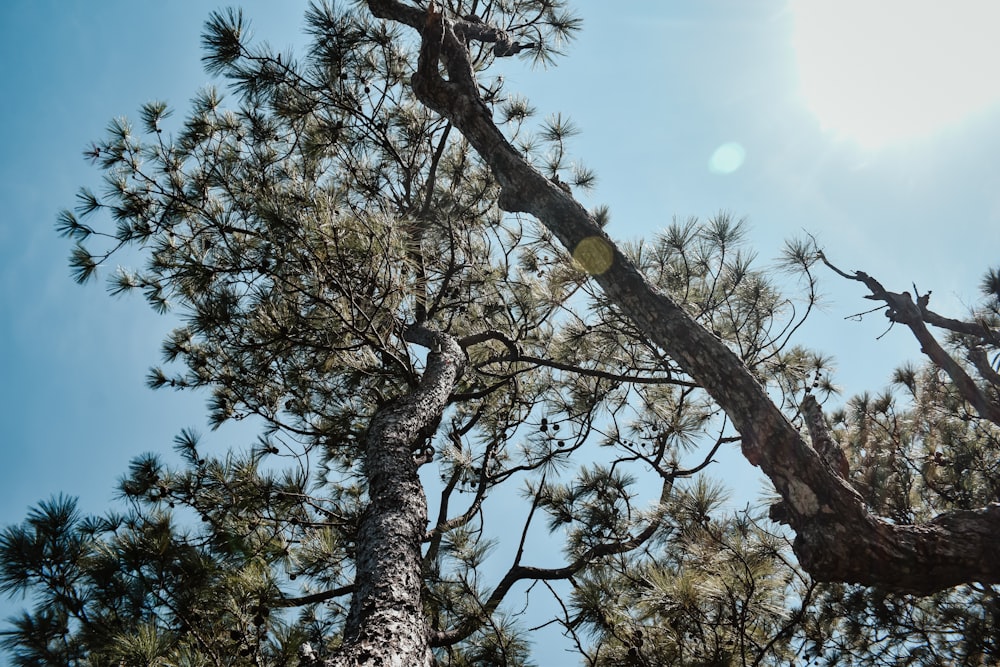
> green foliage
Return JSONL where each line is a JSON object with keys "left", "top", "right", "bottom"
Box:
{"left": 9, "top": 1, "right": 1000, "bottom": 665}
{"left": 6, "top": 0, "right": 827, "bottom": 660}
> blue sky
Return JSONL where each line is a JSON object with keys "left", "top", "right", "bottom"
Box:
{"left": 2, "top": 0, "right": 999, "bottom": 659}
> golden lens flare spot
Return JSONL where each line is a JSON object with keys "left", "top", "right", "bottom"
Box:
{"left": 572, "top": 236, "right": 613, "bottom": 275}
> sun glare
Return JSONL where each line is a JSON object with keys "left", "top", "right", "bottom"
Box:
{"left": 790, "top": 0, "right": 1000, "bottom": 149}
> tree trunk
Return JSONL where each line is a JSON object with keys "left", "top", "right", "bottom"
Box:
{"left": 329, "top": 327, "right": 464, "bottom": 666}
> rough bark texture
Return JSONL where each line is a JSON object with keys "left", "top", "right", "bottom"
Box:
{"left": 364, "top": 0, "right": 1000, "bottom": 595}
{"left": 329, "top": 326, "right": 464, "bottom": 666}
{"left": 801, "top": 393, "right": 851, "bottom": 480}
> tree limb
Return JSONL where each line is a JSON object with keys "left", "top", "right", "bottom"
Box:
{"left": 429, "top": 478, "right": 671, "bottom": 646}
{"left": 819, "top": 253, "right": 1000, "bottom": 427}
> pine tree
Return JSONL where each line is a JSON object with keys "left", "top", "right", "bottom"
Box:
{"left": 4, "top": 2, "right": 1000, "bottom": 665}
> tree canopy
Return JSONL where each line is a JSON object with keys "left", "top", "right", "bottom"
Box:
{"left": 4, "top": 2, "right": 1000, "bottom": 665}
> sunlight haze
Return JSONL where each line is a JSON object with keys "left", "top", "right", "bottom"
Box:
{"left": 791, "top": 0, "right": 1000, "bottom": 149}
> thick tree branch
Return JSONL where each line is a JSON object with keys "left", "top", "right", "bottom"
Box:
{"left": 363, "top": 0, "right": 1000, "bottom": 595}
{"left": 916, "top": 300, "right": 1000, "bottom": 347}
{"left": 969, "top": 346, "right": 1000, "bottom": 389}
{"left": 801, "top": 393, "right": 851, "bottom": 480}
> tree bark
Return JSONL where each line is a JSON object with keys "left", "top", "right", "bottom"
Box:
{"left": 329, "top": 326, "right": 464, "bottom": 666}
{"left": 364, "top": 0, "right": 1000, "bottom": 595}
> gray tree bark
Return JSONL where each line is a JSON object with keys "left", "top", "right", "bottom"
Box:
{"left": 329, "top": 326, "right": 464, "bottom": 666}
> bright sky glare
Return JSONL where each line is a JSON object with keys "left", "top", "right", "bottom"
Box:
{"left": 791, "top": 0, "right": 1000, "bottom": 149}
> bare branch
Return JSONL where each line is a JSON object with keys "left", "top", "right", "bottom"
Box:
{"left": 821, "top": 254, "right": 1000, "bottom": 426}
{"left": 429, "top": 479, "right": 672, "bottom": 647}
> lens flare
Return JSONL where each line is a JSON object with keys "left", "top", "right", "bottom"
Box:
{"left": 709, "top": 142, "right": 746, "bottom": 174}
{"left": 573, "top": 236, "right": 614, "bottom": 275}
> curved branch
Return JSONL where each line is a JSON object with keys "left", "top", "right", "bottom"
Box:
{"left": 273, "top": 584, "right": 355, "bottom": 608}
{"left": 916, "top": 297, "right": 1000, "bottom": 347}
{"left": 460, "top": 329, "right": 697, "bottom": 390}
{"left": 491, "top": 353, "right": 697, "bottom": 388}
{"left": 424, "top": 432, "right": 496, "bottom": 543}
{"left": 429, "top": 479, "right": 672, "bottom": 647}
{"left": 969, "top": 346, "right": 1000, "bottom": 389}
{"left": 675, "top": 434, "right": 741, "bottom": 477}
